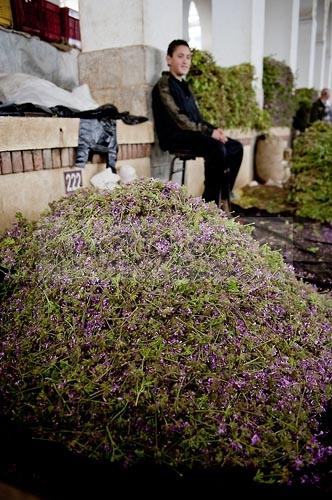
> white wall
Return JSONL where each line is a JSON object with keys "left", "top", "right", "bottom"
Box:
{"left": 211, "top": 0, "right": 265, "bottom": 106}
{"left": 264, "top": 0, "right": 300, "bottom": 74}
{"left": 297, "top": 0, "right": 318, "bottom": 87}
{"left": 313, "top": 0, "right": 330, "bottom": 89}
{"left": 324, "top": 1, "right": 332, "bottom": 86}
{"left": 79, "top": 0, "right": 182, "bottom": 53}
{"left": 212, "top": 0, "right": 252, "bottom": 67}
{"left": 79, "top": 0, "right": 143, "bottom": 52}
{"left": 195, "top": 0, "right": 212, "bottom": 52}
{"left": 143, "top": 0, "right": 183, "bottom": 51}
{"left": 251, "top": 0, "right": 266, "bottom": 106}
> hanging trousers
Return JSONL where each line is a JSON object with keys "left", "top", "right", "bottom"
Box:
{"left": 167, "top": 131, "right": 243, "bottom": 205}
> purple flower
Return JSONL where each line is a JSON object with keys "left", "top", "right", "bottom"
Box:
{"left": 251, "top": 434, "right": 261, "bottom": 445}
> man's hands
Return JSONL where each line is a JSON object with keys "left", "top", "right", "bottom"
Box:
{"left": 212, "top": 128, "right": 228, "bottom": 143}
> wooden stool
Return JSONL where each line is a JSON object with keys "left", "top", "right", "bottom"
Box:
{"left": 169, "top": 150, "right": 196, "bottom": 185}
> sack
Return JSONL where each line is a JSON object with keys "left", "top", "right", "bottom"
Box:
{"left": 255, "top": 134, "right": 285, "bottom": 183}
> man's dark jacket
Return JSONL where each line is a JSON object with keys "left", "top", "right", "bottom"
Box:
{"left": 152, "top": 71, "right": 214, "bottom": 150}
{"left": 310, "top": 98, "right": 327, "bottom": 123}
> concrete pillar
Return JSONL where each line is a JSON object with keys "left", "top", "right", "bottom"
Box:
{"left": 183, "top": 0, "right": 190, "bottom": 43}
{"left": 194, "top": 0, "right": 212, "bottom": 51}
{"left": 211, "top": 0, "right": 266, "bottom": 106}
{"left": 324, "top": 1, "right": 332, "bottom": 86}
{"left": 78, "top": 0, "right": 183, "bottom": 117}
{"left": 297, "top": 0, "right": 318, "bottom": 88}
{"left": 313, "top": 0, "right": 330, "bottom": 89}
{"left": 264, "top": 0, "right": 300, "bottom": 76}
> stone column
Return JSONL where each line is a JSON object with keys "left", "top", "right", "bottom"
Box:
{"left": 211, "top": 0, "right": 266, "bottom": 106}
{"left": 78, "top": 0, "right": 182, "bottom": 117}
{"left": 264, "top": 0, "right": 300, "bottom": 75}
{"left": 313, "top": 0, "right": 330, "bottom": 89}
{"left": 183, "top": 0, "right": 190, "bottom": 43}
{"left": 194, "top": 0, "right": 212, "bottom": 51}
{"left": 78, "top": 0, "right": 184, "bottom": 179}
{"left": 297, "top": 0, "right": 318, "bottom": 88}
{"left": 324, "top": 1, "right": 332, "bottom": 86}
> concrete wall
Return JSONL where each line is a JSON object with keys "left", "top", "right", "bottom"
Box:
{"left": 79, "top": 45, "right": 165, "bottom": 117}
{"left": 0, "top": 118, "right": 154, "bottom": 232}
{"left": 325, "top": 1, "right": 332, "bottom": 84}
{"left": 297, "top": 0, "right": 318, "bottom": 87}
{"left": 211, "top": 0, "right": 265, "bottom": 106}
{"left": 78, "top": 0, "right": 182, "bottom": 118}
{"left": 0, "top": 158, "right": 150, "bottom": 233}
{"left": 264, "top": 0, "right": 300, "bottom": 75}
{"left": 79, "top": 0, "right": 182, "bottom": 53}
{"left": 313, "top": 0, "right": 330, "bottom": 89}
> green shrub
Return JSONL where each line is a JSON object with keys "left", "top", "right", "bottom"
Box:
{"left": 187, "top": 49, "right": 271, "bottom": 131}
{"left": 263, "top": 57, "right": 296, "bottom": 127}
{"left": 293, "top": 88, "right": 318, "bottom": 131}
{"left": 288, "top": 121, "right": 332, "bottom": 222}
{"left": 1, "top": 179, "right": 331, "bottom": 486}
{"left": 294, "top": 88, "right": 317, "bottom": 110}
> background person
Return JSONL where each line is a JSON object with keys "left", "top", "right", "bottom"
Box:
{"left": 310, "top": 88, "right": 331, "bottom": 124}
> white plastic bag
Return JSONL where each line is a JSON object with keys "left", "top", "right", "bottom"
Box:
{"left": 0, "top": 73, "right": 98, "bottom": 110}
{"left": 90, "top": 169, "right": 120, "bottom": 191}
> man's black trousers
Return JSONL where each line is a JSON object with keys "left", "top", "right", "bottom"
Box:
{"left": 167, "top": 131, "right": 243, "bottom": 205}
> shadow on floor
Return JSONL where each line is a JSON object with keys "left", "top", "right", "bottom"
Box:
{"left": 1, "top": 416, "right": 332, "bottom": 500}
{"left": 232, "top": 204, "right": 332, "bottom": 293}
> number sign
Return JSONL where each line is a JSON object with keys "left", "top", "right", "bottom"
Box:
{"left": 64, "top": 170, "right": 82, "bottom": 193}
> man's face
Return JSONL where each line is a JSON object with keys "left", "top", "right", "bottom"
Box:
{"left": 167, "top": 45, "right": 192, "bottom": 78}
{"left": 322, "top": 89, "right": 330, "bottom": 101}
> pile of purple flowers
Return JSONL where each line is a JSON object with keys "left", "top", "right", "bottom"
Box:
{"left": 0, "top": 178, "right": 331, "bottom": 485}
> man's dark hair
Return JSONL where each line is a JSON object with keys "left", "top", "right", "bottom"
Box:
{"left": 167, "top": 39, "right": 190, "bottom": 57}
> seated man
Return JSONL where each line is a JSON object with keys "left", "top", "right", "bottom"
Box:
{"left": 152, "top": 39, "right": 243, "bottom": 211}
{"left": 310, "top": 88, "right": 331, "bottom": 124}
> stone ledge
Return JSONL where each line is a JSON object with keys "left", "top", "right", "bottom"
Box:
{"left": 0, "top": 118, "right": 80, "bottom": 152}
{"left": 0, "top": 117, "right": 154, "bottom": 152}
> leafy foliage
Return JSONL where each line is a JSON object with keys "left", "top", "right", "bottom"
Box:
{"left": 187, "top": 49, "right": 271, "bottom": 131}
{"left": 294, "top": 88, "right": 317, "bottom": 111}
{"left": 234, "top": 185, "right": 296, "bottom": 214}
{"left": 293, "top": 88, "right": 318, "bottom": 131}
{"left": 288, "top": 121, "right": 332, "bottom": 222}
{"left": 263, "top": 57, "right": 296, "bottom": 127}
{"left": 0, "top": 179, "right": 331, "bottom": 486}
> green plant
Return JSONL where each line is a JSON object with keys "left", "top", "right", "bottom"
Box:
{"left": 293, "top": 88, "right": 318, "bottom": 131}
{"left": 234, "top": 185, "right": 296, "bottom": 214}
{"left": 294, "top": 88, "right": 317, "bottom": 110}
{"left": 187, "top": 49, "right": 271, "bottom": 131}
{"left": 263, "top": 57, "right": 296, "bottom": 127}
{"left": 288, "top": 121, "right": 332, "bottom": 222}
{"left": 0, "top": 179, "right": 331, "bottom": 486}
